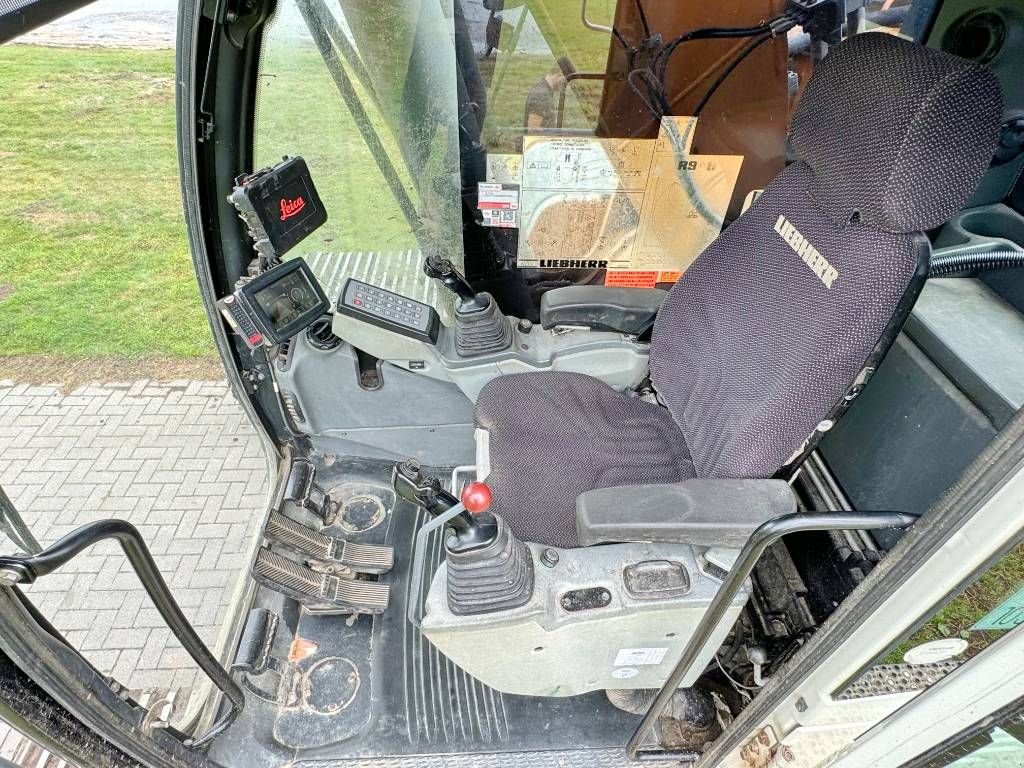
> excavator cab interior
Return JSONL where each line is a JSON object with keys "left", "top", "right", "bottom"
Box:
{"left": 4, "top": 0, "right": 1024, "bottom": 765}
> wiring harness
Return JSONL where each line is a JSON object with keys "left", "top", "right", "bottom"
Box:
{"left": 617, "top": 1, "right": 831, "bottom": 120}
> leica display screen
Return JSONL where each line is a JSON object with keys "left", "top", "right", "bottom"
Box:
{"left": 252, "top": 267, "right": 322, "bottom": 334}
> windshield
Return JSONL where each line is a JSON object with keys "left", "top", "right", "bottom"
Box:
{"left": 254, "top": 0, "right": 910, "bottom": 310}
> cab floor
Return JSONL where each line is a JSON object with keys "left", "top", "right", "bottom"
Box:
{"left": 208, "top": 457, "right": 640, "bottom": 766}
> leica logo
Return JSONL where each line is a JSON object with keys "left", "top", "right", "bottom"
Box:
{"left": 279, "top": 196, "right": 306, "bottom": 221}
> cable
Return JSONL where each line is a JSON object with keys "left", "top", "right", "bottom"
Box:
{"left": 620, "top": 10, "right": 801, "bottom": 120}
{"left": 611, "top": 26, "right": 631, "bottom": 52}
{"left": 633, "top": 0, "right": 651, "bottom": 39}
{"left": 627, "top": 68, "right": 669, "bottom": 116}
{"left": 669, "top": 13, "right": 800, "bottom": 120}
{"left": 654, "top": 22, "right": 779, "bottom": 83}
{"left": 929, "top": 249, "right": 1024, "bottom": 277}
{"left": 626, "top": 69, "right": 659, "bottom": 116}
{"left": 714, "top": 654, "right": 755, "bottom": 701}
{"left": 691, "top": 31, "right": 775, "bottom": 117}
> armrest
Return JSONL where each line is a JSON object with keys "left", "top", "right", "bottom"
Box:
{"left": 540, "top": 286, "right": 667, "bottom": 335}
{"left": 576, "top": 479, "right": 798, "bottom": 548}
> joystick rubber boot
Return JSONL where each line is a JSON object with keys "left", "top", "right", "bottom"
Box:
{"left": 446, "top": 515, "right": 534, "bottom": 615}
{"left": 445, "top": 481, "right": 534, "bottom": 615}
{"left": 454, "top": 292, "right": 513, "bottom": 357}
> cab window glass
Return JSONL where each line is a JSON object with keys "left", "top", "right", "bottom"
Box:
{"left": 252, "top": 0, "right": 910, "bottom": 305}
{"left": 254, "top": 3, "right": 423, "bottom": 255}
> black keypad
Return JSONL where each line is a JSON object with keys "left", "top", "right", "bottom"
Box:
{"left": 337, "top": 278, "right": 439, "bottom": 344}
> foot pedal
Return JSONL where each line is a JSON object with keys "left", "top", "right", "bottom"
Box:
{"left": 231, "top": 608, "right": 279, "bottom": 675}
{"left": 284, "top": 459, "right": 330, "bottom": 520}
{"left": 265, "top": 512, "right": 393, "bottom": 574}
{"left": 231, "top": 608, "right": 289, "bottom": 702}
{"left": 253, "top": 547, "right": 389, "bottom": 614}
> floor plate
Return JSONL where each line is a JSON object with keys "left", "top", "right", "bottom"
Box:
{"left": 210, "top": 458, "right": 640, "bottom": 766}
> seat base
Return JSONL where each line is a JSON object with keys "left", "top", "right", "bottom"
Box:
{"left": 423, "top": 539, "right": 747, "bottom": 696}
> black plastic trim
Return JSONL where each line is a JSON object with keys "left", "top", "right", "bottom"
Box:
{"left": 0, "top": 0, "right": 93, "bottom": 44}
{"left": 777, "top": 233, "right": 932, "bottom": 477}
{"left": 539, "top": 286, "right": 667, "bottom": 335}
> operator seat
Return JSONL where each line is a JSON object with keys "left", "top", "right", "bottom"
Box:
{"left": 475, "top": 33, "right": 1003, "bottom": 548}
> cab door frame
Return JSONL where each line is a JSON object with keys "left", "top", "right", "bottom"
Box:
{"left": 699, "top": 410, "right": 1024, "bottom": 767}
{"left": 0, "top": 584, "right": 209, "bottom": 768}
{"left": 0, "top": 0, "right": 93, "bottom": 43}
{"left": 830, "top": 621, "right": 1024, "bottom": 767}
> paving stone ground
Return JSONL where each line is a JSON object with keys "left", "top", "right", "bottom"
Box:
{"left": 0, "top": 379, "right": 268, "bottom": 694}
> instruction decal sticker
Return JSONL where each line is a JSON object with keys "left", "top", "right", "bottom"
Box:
{"left": 478, "top": 182, "right": 520, "bottom": 228}
{"left": 517, "top": 117, "right": 742, "bottom": 277}
{"left": 614, "top": 647, "right": 668, "bottom": 666}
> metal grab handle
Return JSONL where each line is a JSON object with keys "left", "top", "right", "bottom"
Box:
{"left": 407, "top": 503, "right": 468, "bottom": 628}
{"left": 0, "top": 485, "right": 41, "bottom": 555}
{"left": 0, "top": 519, "right": 245, "bottom": 748}
{"left": 581, "top": 0, "right": 614, "bottom": 34}
{"left": 626, "top": 511, "right": 919, "bottom": 760}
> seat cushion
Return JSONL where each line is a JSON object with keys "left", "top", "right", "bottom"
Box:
{"left": 475, "top": 371, "right": 695, "bottom": 548}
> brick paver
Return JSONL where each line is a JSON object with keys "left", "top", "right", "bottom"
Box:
{"left": 0, "top": 379, "right": 268, "bottom": 692}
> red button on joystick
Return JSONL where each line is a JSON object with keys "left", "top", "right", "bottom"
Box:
{"left": 460, "top": 481, "right": 493, "bottom": 514}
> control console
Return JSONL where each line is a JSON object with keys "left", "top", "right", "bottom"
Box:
{"left": 217, "top": 258, "right": 330, "bottom": 349}
{"left": 336, "top": 278, "right": 441, "bottom": 344}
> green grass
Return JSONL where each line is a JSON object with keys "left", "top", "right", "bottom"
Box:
{"left": 253, "top": 43, "right": 420, "bottom": 252}
{"left": 0, "top": 8, "right": 619, "bottom": 359}
{"left": 884, "top": 541, "right": 1024, "bottom": 663}
{"left": 0, "top": 44, "right": 214, "bottom": 358}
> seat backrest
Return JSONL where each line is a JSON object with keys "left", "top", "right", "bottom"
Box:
{"left": 650, "top": 32, "right": 1002, "bottom": 480}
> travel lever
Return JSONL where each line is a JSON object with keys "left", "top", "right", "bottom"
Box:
{"left": 392, "top": 460, "right": 497, "bottom": 552}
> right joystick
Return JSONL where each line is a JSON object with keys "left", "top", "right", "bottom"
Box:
{"left": 423, "top": 254, "right": 512, "bottom": 357}
{"left": 423, "top": 255, "right": 488, "bottom": 313}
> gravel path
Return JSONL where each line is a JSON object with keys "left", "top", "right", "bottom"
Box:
{"left": 16, "top": 2, "right": 177, "bottom": 49}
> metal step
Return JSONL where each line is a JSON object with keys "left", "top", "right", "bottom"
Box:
{"left": 265, "top": 511, "right": 394, "bottom": 574}
{"left": 253, "top": 547, "right": 389, "bottom": 614}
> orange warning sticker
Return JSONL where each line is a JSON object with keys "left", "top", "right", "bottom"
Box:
{"left": 605, "top": 271, "right": 659, "bottom": 288}
{"left": 657, "top": 270, "right": 682, "bottom": 284}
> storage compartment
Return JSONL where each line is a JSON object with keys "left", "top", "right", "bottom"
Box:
{"left": 934, "top": 203, "right": 1024, "bottom": 253}
{"left": 932, "top": 204, "right": 1024, "bottom": 312}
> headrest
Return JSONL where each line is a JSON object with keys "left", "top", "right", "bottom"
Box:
{"left": 790, "top": 32, "right": 1003, "bottom": 233}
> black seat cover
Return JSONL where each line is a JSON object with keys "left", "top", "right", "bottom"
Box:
{"left": 476, "top": 33, "right": 1003, "bottom": 548}
{"left": 476, "top": 371, "right": 695, "bottom": 548}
